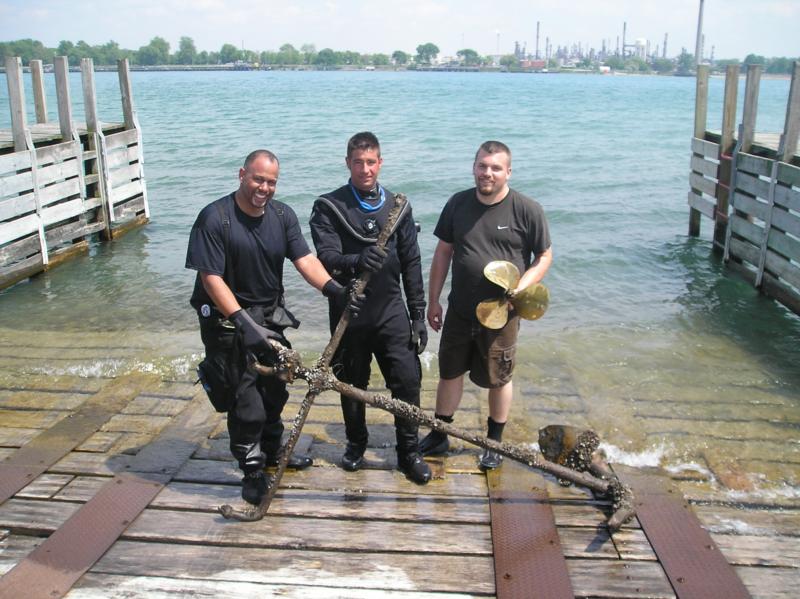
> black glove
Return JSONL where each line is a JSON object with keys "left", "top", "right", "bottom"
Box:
{"left": 356, "top": 245, "right": 387, "bottom": 274}
{"left": 322, "top": 279, "right": 367, "bottom": 318}
{"left": 229, "top": 309, "right": 280, "bottom": 353}
{"left": 410, "top": 310, "right": 428, "bottom": 354}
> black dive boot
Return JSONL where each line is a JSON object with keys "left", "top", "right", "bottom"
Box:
{"left": 419, "top": 413, "right": 453, "bottom": 456}
{"left": 396, "top": 418, "right": 431, "bottom": 485}
{"left": 340, "top": 393, "right": 368, "bottom": 472}
{"left": 478, "top": 417, "right": 505, "bottom": 471}
{"left": 341, "top": 441, "right": 366, "bottom": 471}
{"left": 241, "top": 470, "right": 267, "bottom": 505}
{"left": 262, "top": 418, "right": 313, "bottom": 469}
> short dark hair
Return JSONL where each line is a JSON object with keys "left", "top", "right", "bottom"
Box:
{"left": 347, "top": 131, "right": 381, "bottom": 158}
{"left": 474, "top": 140, "right": 511, "bottom": 163}
{"left": 243, "top": 149, "right": 279, "bottom": 169}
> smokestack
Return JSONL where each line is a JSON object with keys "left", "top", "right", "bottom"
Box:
{"left": 663, "top": 33, "right": 668, "bottom": 58}
{"left": 622, "top": 21, "right": 627, "bottom": 57}
{"left": 536, "top": 21, "right": 540, "bottom": 59}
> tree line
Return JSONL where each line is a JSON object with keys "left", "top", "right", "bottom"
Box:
{"left": 0, "top": 37, "right": 445, "bottom": 68}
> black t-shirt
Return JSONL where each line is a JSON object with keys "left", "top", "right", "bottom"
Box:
{"left": 185, "top": 193, "right": 311, "bottom": 310}
{"left": 434, "top": 187, "right": 551, "bottom": 320}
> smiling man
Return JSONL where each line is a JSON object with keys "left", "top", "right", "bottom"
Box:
{"left": 310, "top": 132, "right": 431, "bottom": 484}
{"left": 420, "top": 140, "right": 553, "bottom": 471}
{"left": 186, "top": 149, "right": 358, "bottom": 505}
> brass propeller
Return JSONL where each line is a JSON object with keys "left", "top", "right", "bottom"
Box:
{"left": 475, "top": 261, "right": 550, "bottom": 329}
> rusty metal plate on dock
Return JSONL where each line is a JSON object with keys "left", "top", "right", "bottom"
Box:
{"left": 487, "top": 462, "right": 574, "bottom": 599}
{"left": 621, "top": 470, "right": 751, "bottom": 599}
{"left": 0, "top": 472, "right": 166, "bottom": 599}
{"left": 0, "top": 373, "right": 152, "bottom": 506}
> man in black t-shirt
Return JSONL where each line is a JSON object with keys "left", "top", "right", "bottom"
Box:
{"left": 309, "top": 132, "right": 431, "bottom": 485}
{"left": 186, "top": 149, "right": 357, "bottom": 505}
{"left": 419, "top": 141, "right": 552, "bottom": 471}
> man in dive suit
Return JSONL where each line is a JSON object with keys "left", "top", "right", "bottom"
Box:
{"left": 309, "top": 131, "right": 431, "bottom": 484}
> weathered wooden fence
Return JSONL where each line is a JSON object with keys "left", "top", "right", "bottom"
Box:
{"left": 0, "top": 56, "right": 149, "bottom": 290}
{"left": 688, "top": 61, "right": 800, "bottom": 314}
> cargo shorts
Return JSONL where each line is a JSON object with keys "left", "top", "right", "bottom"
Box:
{"left": 438, "top": 308, "right": 520, "bottom": 389}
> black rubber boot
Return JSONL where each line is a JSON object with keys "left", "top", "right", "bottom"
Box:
{"left": 265, "top": 448, "right": 313, "bottom": 470}
{"left": 241, "top": 470, "right": 267, "bottom": 505}
{"left": 396, "top": 409, "right": 431, "bottom": 484}
{"left": 341, "top": 441, "right": 366, "bottom": 472}
{"left": 419, "top": 413, "right": 453, "bottom": 456}
{"left": 479, "top": 417, "right": 506, "bottom": 471}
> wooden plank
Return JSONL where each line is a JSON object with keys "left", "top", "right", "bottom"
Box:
{"left": 42, "top": 199, "right": 83, "bottom": 226}
{"left": 104, "top": 128, "right": 138, "bottom": 150}
{"left": 36, "top": 159, "right": 81, "bottom": 188}
{"left": 5, "top": 57, "right": 30, "bottom": 152}
{"left": 767, "top": 226, "right": 800, "bottom": 264}
{"left": 105, "top": 145, "right": 139, "bottom": 170}
{"left": 108, "top": 163, "right": 141, "bottom": 188}
{"left": 54, "top": 56, "right": 75, "bottom": 141}
{"left": 780, "top": 62, "right": 800, "bottom": 164}
{"left": 694, "top": 66, "right": 709, "bottom": 139}
{"left": 720, "top": 64, "right": 740, "bottom": 155}
{"left": 91, "top": 540, "right": 496, "bottom": 595}
{"left": 770, "top": 205, "right": 800, "bottom": 239}
{"left": 687, "top": 191, "right": 715, "bottom": 219}
{"left": 778, "top": 161, "right": 800, "bottom": 188}
{"left": 740, "top": 65, "right": 762, "bottom": 153}
{"left": 712, "top": 533, "right": 800, "bottom": 568}
{"left": 38, "top": 179, "right": 82, "bottom": 208}
{"left": 109, "top": 180, "right": 144, "bottom": 205}
{"left": 0, "top": 149, "right": 32, "bottom": 175}
{"left": 35, "top": 141, "right": 80, "bottom": 166}
{"left": 736, "top": 153, "right": 773, "bottom": 178}
{"left": 30, "top": 60, "right": 48, "bottom": 124}
{"left": 732, "top": 192, "right": 769, "bottom": 222}
{"left": 690, "top": 154, "right": 718, "bottom": 179}
{"left": 762, "top": 271, "right": 800, "bottom": 314}
{"left": 0, "top": 192, "right": 36, "bottom": 223}
{"left": 691, "top": 137, "right": 718, "bottom": 159}
{"left": 0, "top": 169, "right": 34, "bottom": 198}
{"left": 735, "top": 565, "right": 800, "bottom": 599}
{"left": 690, "top": 172, "right": 717, "bottom": 199}
{"left": 0, "top": 214, "right": 41, "bottom": 246}
{"left": 773, "top": 184, "right": 800, "bottom": 214}
{"left": 764, "top": 251, "right": 800, "bottom": 290}
{"left": 730, "top": 214, "right": 764, "bottom": 246}
{"left": 736, "top": 172, "right": 771, "bottom": 201}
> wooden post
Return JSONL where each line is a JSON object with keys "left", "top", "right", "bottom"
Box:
{"left": 779, "top": 61, "right": 800, "bottom": 164}
{"left": 5, "top": 56, "right": 31, "bottom": 152}
{"left": 30, "top": 59, "right": 48, "bottom": 124}
{"left": 740, "top": 64, "right": 762, "bottom": 154}
{"left": 117, "top": 58, "right": 137, "bottom": 130}
{"left": 54, "top": 56, "right": 76, "bottom": 141}
{"left": 689, "top": 64, "right": 709, "bottom": 237}
{"left": 81, "top": 58, "right": 112, "bottom": 238}
{"left": 714, "top": 64, "right": 740, "bottom": 250}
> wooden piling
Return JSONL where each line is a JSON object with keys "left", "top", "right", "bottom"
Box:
{"left": 0, "top": 56, "right": 150, "bottom": 290}
{"left": 688, "top": 65, "right": 709, "bottom": 237}
{"left": 691, "top": 60, "right": 800, "bottom": 315}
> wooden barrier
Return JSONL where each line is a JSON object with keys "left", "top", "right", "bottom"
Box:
{"left": 0, "top": 56, "right": 149, "bottom": 290}
{"left": 688, "top": 61, "right": 800, "bottom": 315}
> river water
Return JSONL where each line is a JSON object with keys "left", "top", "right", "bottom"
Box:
{"left": 1, "top": 70, "right": 798, "bottom": 499}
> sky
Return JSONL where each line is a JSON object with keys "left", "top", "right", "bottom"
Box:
{"left": 1, "top": 0, "right": 798, "bottom": 60}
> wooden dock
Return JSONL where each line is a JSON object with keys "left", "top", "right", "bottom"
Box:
{"left": 687, "top": 61, "right": 800, "bottom": 314}
{"left": 1, "top": 57, "right": 149, "bottom": 290}
{"left": 0, "top": 331, "right": 798, "bottom": 598}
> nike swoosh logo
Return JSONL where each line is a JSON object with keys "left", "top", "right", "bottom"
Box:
{"left": 497, "top": 225, "right": 509, "bottom": 230}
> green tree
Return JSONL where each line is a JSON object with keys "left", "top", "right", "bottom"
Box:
{"left": 651, "top": 57, "right": 674, "bottom": 73}
{"left": 301, "top": 43, "right": 317, "bottom": 65}
{"left": 676, "top": 49, "right": 695, "bottom": 74}
{"left": 314, "top": 48, "right": 337, "bottom": 67}
{"left": 392, "top": 50, "right": 409, "bottom": 65}
{"left": 341, "top": 50, "right": 362, "bottom": 65}
{"left": 415, "top": 42, "right": 439, "bottom": 64}
{"left": 219, "top": 43, "right": 241, "bottom": 64}
{"left": 499, "top": 54, "right": 519, "bottom": 68}
{"left": 175, "top": 36, "right": 197, "bottom": 65}
{"left": 604, "top": 55, "right": 625, "bottom": 70}
{"left": 0, "top": 39, "right": 52, "bottom": 63}
{"left": 137, "top": 36, "right": 170, "bottom": 65}
{"left": 277, "top": 43, "right": 301, "bottom": 65}
{"left": 197, "top": 50, "right": 210, "bottom": 64}
{"left": 370, "top": 53, "right": 389, "bottom": 66}
{"left": 457, "top": 48, "right": 480, "bottom": 66}
{"left": 766, "top": 57, "right": 794, "bottom": 74}
{"left": 743, "top": 53, "right": 766, "bottom": 66}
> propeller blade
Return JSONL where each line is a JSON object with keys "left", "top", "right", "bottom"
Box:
{"left": 511, "top": 283, "right": 549, "bottom": 321}
{"left": 483, "top": 260, "right": 520, "bottom": 291}
{"left": 476, "top": 298, "right": 510, "bottom": 329}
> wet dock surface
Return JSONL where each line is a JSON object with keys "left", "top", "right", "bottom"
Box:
{"left": 0, "top": 328, "right": 798, "bottom": 597}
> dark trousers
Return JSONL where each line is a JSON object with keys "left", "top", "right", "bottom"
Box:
{"left": 199, "top": 313, "right": 289, "bottom": 474}
{"left": 332, "top": 310, "right": 422, "bottom": 458}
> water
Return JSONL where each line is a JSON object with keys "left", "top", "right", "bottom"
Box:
{"left": 1, "top": 70, "right": 798, "bottom": 496}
